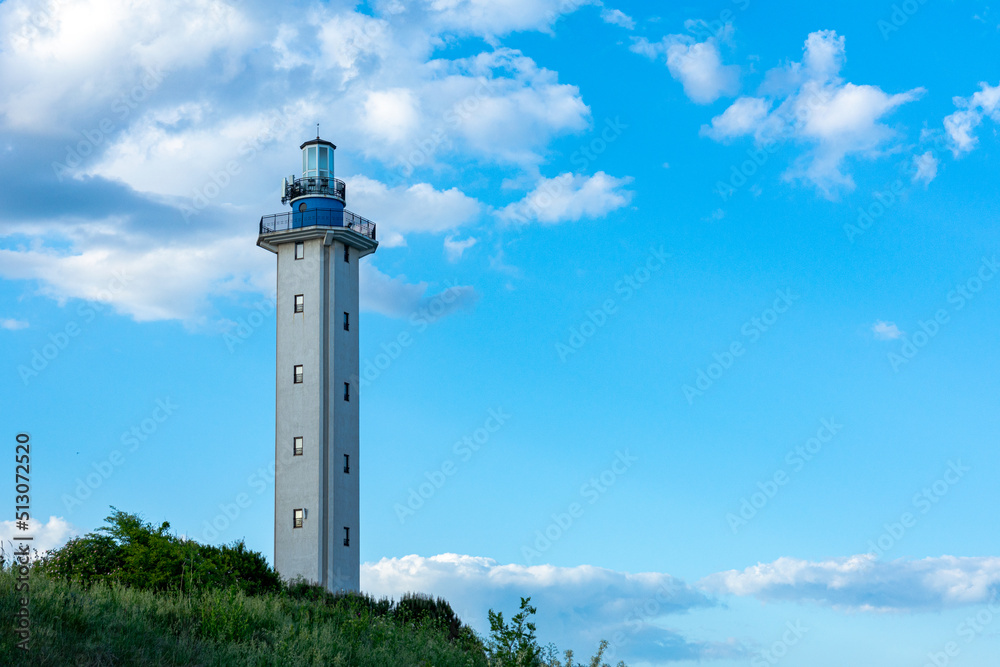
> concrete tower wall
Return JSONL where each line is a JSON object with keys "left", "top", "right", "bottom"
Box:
{"left": 269, "top": 228, "right": 371, "bottom": 591}
{"left": 329, "top": 239, "right": 360, "bottom": 591}
{"left": 274, "top": 236, "right": 323, "bottom": 583}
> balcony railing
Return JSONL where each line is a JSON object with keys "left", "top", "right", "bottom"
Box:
{"left": 282, "top": 176, "right": 346, "bottom": 204}
{"left": 259, "top": 209, "right": 377, "bottom": 241}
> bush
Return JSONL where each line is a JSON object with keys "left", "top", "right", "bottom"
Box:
{"left": 486, "top": 596, "right": 542, "bottom": 666}
{"left": 396, "top": 592, "right": 461, "bottom": 638}
{"left": 542, "top": 640, "right": 627, "bottom": 667}
{"left": 37, "top": 508, "right": 282, "bottom": 596}
{"left": 485, "top": 598, "right": 627, "bottom": 667}
{"left": 33, "top": 531, "right": 122, "bottom": 586}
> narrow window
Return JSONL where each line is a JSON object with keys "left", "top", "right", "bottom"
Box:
{"left": 293, "top": 509, "right": 304, "bottom": 528}
{"left": 343, "top": 526, "right": 350, "bottom": 546}
{"left": 343, "top": 312, "right": 349, "bottom": 331}
{"left": 294, "top": 294, "right": 304, "bottom": 313}
{"left": 343, "top": 382, "right": 350, "bottom": 401}
{"left": 294, "top": 365, "right": 303, "bottom": 384}
{"left": 344, "top": 244, "right": 349, "bottom": 262}
{"left": 343, "top": 454, "right": 350, "bottom": 473}
{"left": 319, "top": 146, "right": 329, "bottom": 175}
{"left": 295, "top": 242, "right": 304, "bottom": 260}
{"left": 293, "top": 437, "right": 303, "bottom": 456}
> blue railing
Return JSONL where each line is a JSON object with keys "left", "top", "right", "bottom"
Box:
{"left": 259, "top": 209, "right": 377, "bottom": 241}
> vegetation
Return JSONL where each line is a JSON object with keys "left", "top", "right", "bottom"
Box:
{"left": 486, "top": 598, "right": 625, "bottom": 667}
{"left": 36, "top": 508, "right": 282, "bottom": 596}
{"left": 1, "top": 509, "right": 625, "bottom": 667}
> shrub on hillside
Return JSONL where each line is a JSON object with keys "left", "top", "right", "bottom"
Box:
{"left": 396, "top": 592, "right": 461, "bottom": 638}
{"left": 284, "top": 579, "right": 393, "bottom": 615}
{"left": 37, "top": 508, "right": 281, "bottom": 596}
{"left": 485, "top": 598, "right": 627, "bottom": 667}
{"left": 283, "top": 583, "right": 472, "bottom": 644}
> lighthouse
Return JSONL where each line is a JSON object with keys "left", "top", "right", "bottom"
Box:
{"left": 257, "top": 135, "right": 378, "bottom": 592}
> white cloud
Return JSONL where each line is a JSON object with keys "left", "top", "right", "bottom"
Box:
{"left": 362, "top": 553, "right": 746, "bottom": 662}
{"left": 314, "top": 12, "right": 393, "bottom": 82}
{"left": 1, "top": 318, "right": 29, "bottom": 330}
{"left": 801, "top": 29, "right": 845, "bottom": 80}
{"left": 499, "top": 172, "right": 634, "bottom": 225}
{"left": 944, "top": 110, "right": 982, "bottom": 155}
{"left": 0, "top": 516, "right": 79, "bottom": 558}
{"left": 84, "top": 47, "right": 590, "bottom": 196}
{"left": 425, "top": 48, "right": 591, "bottom": 166}
{"left": 665, "top": 40, "right": 740, "bottom": 104}
{"left": 944, "top": 81, "right": 1000, "bottom": 156}
{"left": 631, "top": 34, "right": 740, "bottom": 104}
{"left": 872, "top": 320, "right": 904, "bottom": 340}
{"left": 700, "top": 96, "right": 771, "bottom": 140}
{"left": 5, "top": 0, "right": 593, "bottom": 178}
{"left": 84, "top": 101, "right": 316, "bottom": 199}
{"left": 444, "top": 235, "right": 477, "bottom": 261}
{"left": 966, "top": 81, "right": 1000, "bottom": 111}
{"left": 270, "top": 25, "right": 311, "bottom": 71}
{"left": 628, "top": 36, "right": 662, "bottom": 60}
{"left": 418, "top": 0, "right": 595, "bottom": 39}
{"left": 0, "top": 230, "right": 267, "bottom": 324}
{"left": 347, "top": 176, "right": 483, "bottom": 243}
{"left": 0, "top": 0, "right": 255, "bottom": 132}
{"left": 701, "top": 554, "right": 1000, "bottom": 612}
{"left": 361, "top": 88, "right": 424, "bottom": 147}
{"left": 912, "top": 151, "right": 938, "bottom": 186}
{"left": 600, "top": 8, "right": 635, "bottom": 30}
{"left": 701, "top": 30, "right": 924, "bottom": 197}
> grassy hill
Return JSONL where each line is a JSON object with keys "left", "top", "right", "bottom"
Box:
{"left": 1, "top": 510, "right": 625, "bottom": 667}
{"left": 1, "top": 568, "right": 485, "bottom": 666}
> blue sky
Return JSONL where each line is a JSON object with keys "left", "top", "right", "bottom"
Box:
{"left": 2, "top": 0, "right": 1000, "bottom": 664}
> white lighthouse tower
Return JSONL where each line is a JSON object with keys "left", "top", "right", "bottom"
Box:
{"left": 257, "top": 135, "right": 377, "bottom": 592}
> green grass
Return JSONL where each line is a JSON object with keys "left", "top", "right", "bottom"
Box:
{"left": 0, "top": 511, "right": 626, "bottom": 667}
{"left": 0, "top": 568, "right": 488, "bottom": 666}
